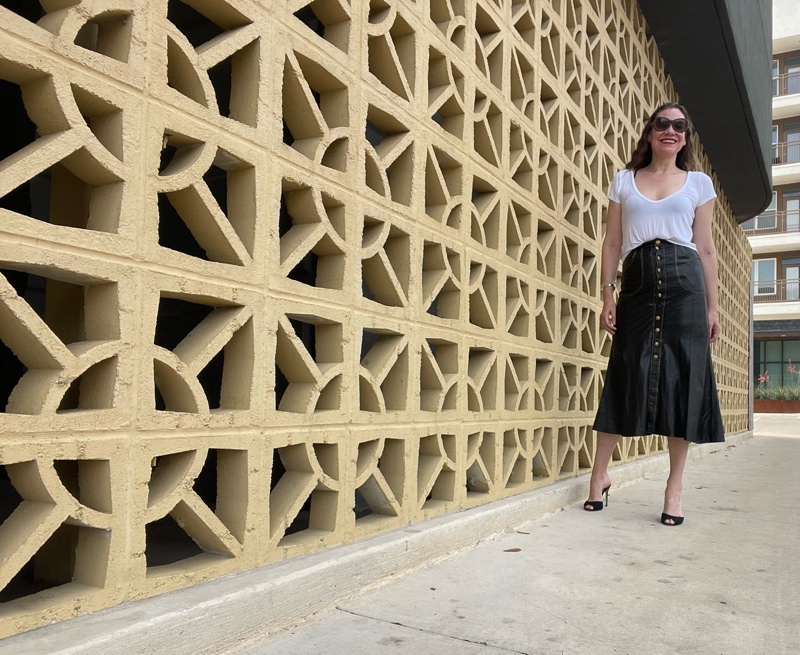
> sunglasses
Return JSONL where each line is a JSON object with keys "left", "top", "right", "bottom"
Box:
{"left": 652, "top": 116, "right": 689, "bottom": 133}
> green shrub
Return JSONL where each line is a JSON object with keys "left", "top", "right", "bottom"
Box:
{"left": 774, "top": 387, "right": 791, "bottom": 401}
{"left": 755, "top": 386, "right": 800, "bottom": 401}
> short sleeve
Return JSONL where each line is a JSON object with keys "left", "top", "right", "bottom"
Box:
{"left": 696, "top": 172, "right": 717, "bottom": 206}
{"left": 608, "top": 170, "right": 624, "bottom": 203}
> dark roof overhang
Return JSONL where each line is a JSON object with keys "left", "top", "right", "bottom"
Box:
{"left": 638, "top": 0, "right": 773, "bottom": 222}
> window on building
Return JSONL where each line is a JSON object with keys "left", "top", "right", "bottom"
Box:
{"left": 768, "top": 190, "right": 778, "bottom": 212}
{"left": 754, "top": 340, "right": 800, "bottom": 388}
{"left": 772, "top": 59, "right": 779, "bottom": 96}
{"left": 762, "top": 192, "right": 777, "bottom": 229}
{"left": 743, "top": 192, "right": 776, "bottom": 231}
{"left": 752, "top": 259, "right": 776, "bottom": 295}
{"left": 772, "top": 125, "right": 779, "bottom": 164}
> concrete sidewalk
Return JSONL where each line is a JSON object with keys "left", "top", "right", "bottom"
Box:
{"left": 238, "top": 415, "right": 799, "bottom": 655}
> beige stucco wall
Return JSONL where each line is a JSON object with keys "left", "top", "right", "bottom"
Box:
{"left": 773, "top": 0, "right": 800, "bottom": 53}
{"left": 0, "top": 0, "right": 750, "bottom": 638}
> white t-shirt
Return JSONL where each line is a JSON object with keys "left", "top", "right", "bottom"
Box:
{"left": 608, "top": 169, "right": 717, "bottom": 261}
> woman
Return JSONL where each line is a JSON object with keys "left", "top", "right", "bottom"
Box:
{"left": 584, "top": 102, "right": 725, "bottom": 525}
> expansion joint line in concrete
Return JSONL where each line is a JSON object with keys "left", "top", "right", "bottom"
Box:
{"left": 334, "top": 607, "right": 531, "bottom": 655}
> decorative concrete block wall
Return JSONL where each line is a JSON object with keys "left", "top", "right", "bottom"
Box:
{"left": 0, "top": 0, "right": 750, "bottom": 638}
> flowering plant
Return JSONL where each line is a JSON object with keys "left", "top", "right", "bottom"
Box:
{"left": 754, "top": 365, "right": 800, "bottom": 400}
{"left": 788, "top": 360, "right": 800, "bottom": 387}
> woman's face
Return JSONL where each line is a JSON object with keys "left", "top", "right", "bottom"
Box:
{"left": 647, "top": 107, "right": 687, "bottom": 159}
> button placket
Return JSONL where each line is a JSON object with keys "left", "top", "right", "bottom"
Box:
{"left": 646, "top": 243, "right": 665, "bottom": 433}
{"left": 653, "top": 260, "right": 665, "bottom": 359}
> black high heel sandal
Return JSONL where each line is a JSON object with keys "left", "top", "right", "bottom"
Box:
{"left": 660, "top": 513, "right": 684, "bottom": 526}
{"left": 583, "top": 484, "right": 611, "bottom": 512}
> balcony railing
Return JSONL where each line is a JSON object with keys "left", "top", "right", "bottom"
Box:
{"left": 771, "top": 141, "right": 800, "bottom": 165}
{"left": 753, "top": 279, "right": 800, "bottom": 303}
{"left": 773, "top": 71, "right": 800, "bottom": 97}
{"left": 741, "top": 210, "right": 800, "bottom": 235}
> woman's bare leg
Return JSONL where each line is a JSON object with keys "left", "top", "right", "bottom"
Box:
{"left": 585, "top": 431, "right": 620, "bottom": 509}
{"left": 663, "top": 437, "right": 690, "bottom": 522}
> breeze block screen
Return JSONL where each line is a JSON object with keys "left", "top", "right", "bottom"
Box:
{"left": 0, "top": 0, "right": 750, "bottom": 637}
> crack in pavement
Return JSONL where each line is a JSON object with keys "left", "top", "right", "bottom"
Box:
{"left": 335, "top": 607, "right": 530, "bottom": 654}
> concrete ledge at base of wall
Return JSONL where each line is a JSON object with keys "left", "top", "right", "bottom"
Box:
{"left": 0, "top": 429, "right": 752, "bottom": 655}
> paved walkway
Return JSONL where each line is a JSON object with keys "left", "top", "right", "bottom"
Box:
{"left": 236, "top": 415, "right": 799, "bottom": 655}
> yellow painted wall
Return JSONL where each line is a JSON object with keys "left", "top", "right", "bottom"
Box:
{"left": 0, "top": 0, "right": 750, "bottom": 637}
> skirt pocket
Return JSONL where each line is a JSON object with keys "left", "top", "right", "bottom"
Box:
{"left": 674, "top": 248, "right": 705, "bottom": 294}
{"left": 619, "top": 250, "right": 643, "bottom": 296}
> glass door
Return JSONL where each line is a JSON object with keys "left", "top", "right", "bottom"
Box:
{"left": 786, "top": 122, "right": 800, "bottom": 164}
{"left": 786, "top": 265, "right": 799, "bottom": 302}
{"left": 787, "top": 56, "right": 800, "bottom": 95}
{"left": 786, "top": 192, "right": 800, "bottom": 232}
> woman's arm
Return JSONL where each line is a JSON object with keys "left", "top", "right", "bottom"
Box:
{"left": 692, "top": 199, "right": 720, "bottom": 343}
{"left": 600, "top": 200, "right": 623, "bottom": 334}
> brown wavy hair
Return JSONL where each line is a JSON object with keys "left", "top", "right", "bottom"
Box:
{"left": 626, "top": 102, "right": 696, "bottom": 171}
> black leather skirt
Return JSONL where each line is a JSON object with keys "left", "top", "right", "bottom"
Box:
{"left": 593, "top": 239, "right": 724, "bottom": 442}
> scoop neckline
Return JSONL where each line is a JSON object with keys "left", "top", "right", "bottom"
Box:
{"left": 631, "top": 169, "right": 690, "bottom": 203}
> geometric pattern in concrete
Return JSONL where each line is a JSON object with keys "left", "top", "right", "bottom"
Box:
{"left": 0, "top": 0, "right": 750, "bottom": 637}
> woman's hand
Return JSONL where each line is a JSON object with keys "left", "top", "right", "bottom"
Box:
{"left": 601, "top": 296, "right": 617, "bottom": 334}
{"left": 708, "top": 310, "right": 721, "bottom": 343}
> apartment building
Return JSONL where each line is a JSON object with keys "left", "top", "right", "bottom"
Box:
{"left": 744, "top": 0, "right": 800, "bottom": 387}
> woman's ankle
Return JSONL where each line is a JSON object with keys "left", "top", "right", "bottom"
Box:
{"left": 665, "top": 479, "right": 683, "bottom": 493}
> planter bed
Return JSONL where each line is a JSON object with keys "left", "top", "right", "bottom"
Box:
{"left": 754, "top": 399, "right": 800, "bottom": 413}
